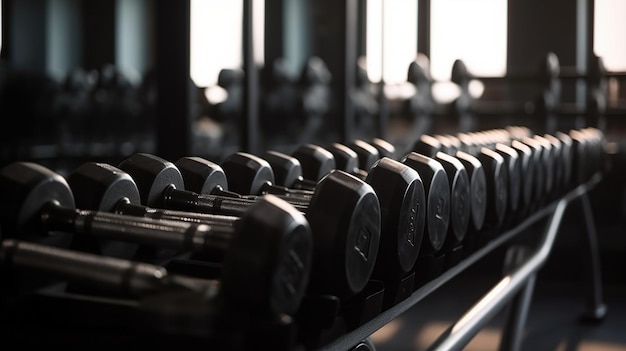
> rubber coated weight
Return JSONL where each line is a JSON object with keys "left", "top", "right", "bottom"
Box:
{"left": 543, "top": 134, "right": 564, "bottom": 192}
{"left": 412, "top": 134, "right": 441, "bottom": 157}
{"left": 219, "top": 152, "right": 278, "bottom": 196}
{"left": 510, "top": 140, "right": 534, "bottom": 208}
{"left": 455, "top": 151, "right": 487, "bottom": 232}
{"left": 118, "top": 153, "right": 381, "bottom": 299}
{"left": 520, "top": 137, "right": 545, "bottom": 202}
{"left": 291, "top": 144, "right": 336, "bottom": 182}
{"left": 477, "top": 148, "right": 508, "bottom": 227}
{"left": 349, "top": 139, "right": 381, "bottom": 171}
{"left": 494, "top": 143, "right": 521, "bottom": 213}
{"left": 261, "top": 150, "right": 303, "bottom": 188}
{"left": 65, "top": 162, "right": 314, "bottom": 316}
{"left": 0, "top": 162, "right": 75, "bottom": 243}
{"left": 327, "top": 143, "right": 360, "bottom": 175}
{"left": 556, "top": 132, "right": 573, "bottom": 188}
{"left": 434, "top": 152, "right": 470, "bottom": 248}
{"left": 0, "top": 161, "right": 315, "bottom": 316}
{"left": 173, "top": 157, "right": 229, "bottom": 195}
{"left": 371, "top": 138, "right": 396, "bottom": 159}
{"left": 365, "top": 157, "right": 426, "bottom": 278}
{"left": 400, "top": 153, "right": 450, "bottom": 254}
{"left": 533, "top": 135, "right": 554, "bottom": 196}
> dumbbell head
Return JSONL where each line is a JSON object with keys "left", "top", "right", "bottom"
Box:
{"left": 556, "top": 132, "right": 573, "bottom": 188}
{"left": 222, "top": 194, "right": 313, "bottom": 316}
{"left": 63, "top": 161, "right": 315, "bottom": 316}
{"left": 543, "top": 134, "right": 564, "bottom": 192}
{"left": 365, "top": 157, "right": 426, "bottom": 277}
{"left": 510, "top": 140, "right": 534, "bottom": 208}
{"left": 400, "top": 153, "right": 450, "bottom": 254}
{"left": 0, "top": 162, "right": 75, "bottom": 241}
{"left": 371, "top": 138, "right": 396, "bottom": 160}
{"left": 412, "top": 134, "right": 441, "bottom": 158}
{"left": 533, "top": 135, "right": 555, "bottom": 195}
{"left": 434, "top": 152, "right": 470, "bottom": 246}
{"left": 477, "top": 148, "right": 508, "bottom": 226}
{"left": 0, "top": 162, "right": 139, "bottom": 258}
{"left": 291, "top": 144, "right": 336, "bottom": 182}
{"left": 494, "top": 143, "right": 521, "bottom": 213}
{"left": 220, "top": 152, "right": 275, "bottom": 195}
{"left": 455, "top": 151, "right": 487, "bottom": 232}
{"left": 118, "top": 153, "right": 185, "bottom": 208}
{"left": 327, "top": 143, "right": 359, "bottom": 173}
{"left": 173, "top": 157, "right": 228, "bottom": 194}
{"left": 262, "top": 150, "right": 303, "bottom": 188}
{"left": 66, "top": 162, "right": 141, "bottom": 213}
{"left": 348, "top": 139, "right": 381, "bottom": 171}
{"left": 305, "top": 170, "right": 381, "bottom": 298}
{"left": 519, "top": 137, "right": 545, "bottom": 202}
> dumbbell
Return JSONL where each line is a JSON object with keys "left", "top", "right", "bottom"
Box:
{"left": 399, "top": 152, "right": 450, "bottom": 257}
{"left": 117, "top": 153, "right": 381, "bottom": 299}
{"left": 371, "top": 138, "right": 397, "bottom": 159}
{"left": 181, "top": 153, "right": 427, "bottom": 283}
{"left": 0, "top": 238, "right": 293, "bottom": 320}
{"left": 412, "top": 135, "right": 486, "bottom": 236}
{"left": 289, "top": 144, "right": 337, "bottom": 190}
{"left": 261, "top": 150, "right": 318, "bottom": 190}
{"left": 218, "top": 152, "right": 316, "bottom": 200}
{"left": 0, "top": 162, "right": 313, "bottom": 317}
{"left": 326, "top": 143, "right": 367, "bottom": 179}
{"left": 173, "top": 156, "right": 243, "bottom": 199}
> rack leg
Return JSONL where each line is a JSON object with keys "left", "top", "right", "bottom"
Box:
{"left": 578, "top": 192, "right": 607, "bottom": 322}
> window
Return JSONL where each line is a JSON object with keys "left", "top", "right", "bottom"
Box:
{"left": 190, "top": 0, "right": 264, "bottom": 88}
{"left": 430, "top": 0, "right": 507, "bottom": 81}
{"left": 594, "top": 0, "right": 626, "bottom": 71}
{"left": 366, "top": 0, "right": 418, "bottom": 84}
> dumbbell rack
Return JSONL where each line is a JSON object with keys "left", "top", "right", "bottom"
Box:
{"left": 319, "top": 173, "right": 605, "bottom": 351}
{"left": 0, "top": 175, "right": 605, "bottom": 351}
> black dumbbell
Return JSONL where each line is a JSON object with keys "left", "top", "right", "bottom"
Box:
{"left": 509, "top": 139, "right": 535, "bottom": 210}
{"left": 0, "top": 162, "right": 313, "bottom": 317}
{"left": 400, "top": 153, "right": 450, "bottom": 256}
{"left": 477, "top": 148, "right": 509, "bottom": 228}
{"left": 184, "top": 153, "right": 427, "bottom": 282}
{"left": 412, "top": 134, "right": 486, "bottom": 235}
{"left": 432, "top": 152, "right": 470, "bottom": 255}
{"left": 218, "top": 152, "right": 315, "bottom": 200}
{"left": 0, "top": 238, "right": 290, "bottom": 320}
{"left": 555, "top": 131, "right": 573, "bottom": 189}
{"left": 173, "top": 156, "right": 242, "bottom": 198}
{"left": 326, "top": 142, "right": 367, "bottom": 179}
{"left": 493, "top": 143, "right": 521, "bottom": 214}
{"left": 348, "top": 139, "right": 381, "bottom": 172}
{"left": 371, "top": 138, "right": 396, "bottom": 159}
{"left": 518, "top": 136, "right": 545, "bottom": 204}
{"left": 261, "top": 150, "right": 318, "bottom": 190}
{"left": 117, "top": 153, "right": 381, "bottom": 300}
{"left": 290, "top": 144, "right": 337, "bottom": 189}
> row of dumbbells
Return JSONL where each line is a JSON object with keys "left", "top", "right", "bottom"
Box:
{"left": 0, "top": 126, "right": 605, "bottom": 329}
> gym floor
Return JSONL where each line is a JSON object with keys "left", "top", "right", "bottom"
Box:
{"left": 369, "top": 252, "right": 626, "bottom": 351}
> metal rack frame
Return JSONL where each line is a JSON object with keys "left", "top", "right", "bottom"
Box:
{"left": 319, "top": 173, "right": 605, "bottom": 351}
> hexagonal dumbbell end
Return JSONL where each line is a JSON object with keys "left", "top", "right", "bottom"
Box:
{"left": 366, "top": 157, "right": 426, "bottom": 279}
{"left": 291, "top": 144, "right": 336, "bottom": 182}
{"left": 400, "top": 152, "right": 450, "bottom": 255}
{"left": 174, "top": 157, "right": 229, "bottom": 195}
{"left": 118, "top": 153, "right": 185, "bottom": 208}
